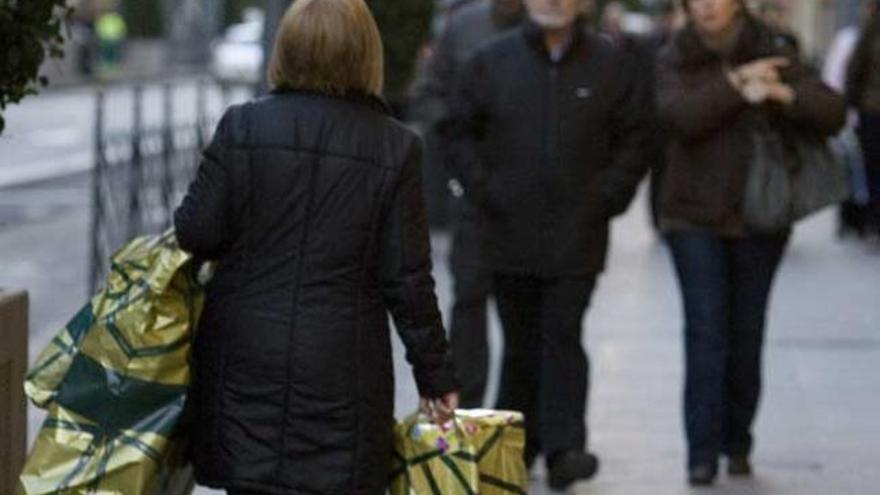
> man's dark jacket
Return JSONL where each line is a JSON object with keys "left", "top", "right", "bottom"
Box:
{"left": 447, "top": 21, "right": 650, "bottom": 276}
{"left": 174, "top": 91, "right": 456, "bottom": 495}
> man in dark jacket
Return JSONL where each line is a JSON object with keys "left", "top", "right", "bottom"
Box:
{"left": 447, "top": 0, "right": 649, "bottom": 489}
{"left": 431, "top": 0, "right": 524, "bottom": 409}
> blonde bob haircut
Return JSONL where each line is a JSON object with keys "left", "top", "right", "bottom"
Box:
{"left": 268, "top": 0, "right": 384, "bottom": 97}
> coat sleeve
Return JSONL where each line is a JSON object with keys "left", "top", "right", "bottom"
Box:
{"left": 656, "top": 56, "right": 748, "bottom": 140}
{"left": 597, "top": 54, "right": 653, "bottom": 218}
{"left": 380, "top": 139, "right": 457, "bottom": 399}
{"left": 174, "top": 106, "right": 239, "bottom": 259}
{"left": 784, "top": 70, "right": 847, "bottom": 136}
{"left": 441, "top": 51, "right": 491, "bottom": 201}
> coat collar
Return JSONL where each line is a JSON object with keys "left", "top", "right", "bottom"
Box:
{"left": 269, "top": 88, "right": 393, "bottom": 116}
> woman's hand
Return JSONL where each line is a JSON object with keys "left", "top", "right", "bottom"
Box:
{"left": 739, "top": 79, "right": 772, "bottom": 104}
{"left": 419, "top": 392, "right": 460, "bottom": 425}
{"left": 765, "top": 81, "right": 796, "bottom": 106}
{"left": 738, "top": 79, "right": 796, "bottom": 106}
{"left": 729, "top": 57, "right": 790, "bottom": 88}
{"left": 727, "top": 56, "right": 796, "bottom": 107}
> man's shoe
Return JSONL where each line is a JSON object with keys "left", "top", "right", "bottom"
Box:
{"left": 688, "top": 463, "right": 717, "bottom": 486}
{"left": 547, "top": 451, "right": 599, "bottom": 491}
{"left": 728, "top": 456, "right": 753, "bottom": 477}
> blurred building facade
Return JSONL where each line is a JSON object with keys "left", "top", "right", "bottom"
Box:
{"left": 43, "top": 0, "right": 869, "bottom": 88}
{"left": 752, "top": 0, "right": 863, "bottom": 62}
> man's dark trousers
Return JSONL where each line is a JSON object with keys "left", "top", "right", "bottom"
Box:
{"left": 492, "top": 273, "right": 597, "bottom": 462}
{"left": 448, "top": 197, "right": 492, "bottom": 408}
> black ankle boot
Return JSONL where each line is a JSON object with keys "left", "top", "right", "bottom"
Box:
{"left": 547, "top": 450, "right": 599, "bottom": 491}
{"left": 728, "top": 456, "right": 753, "bottom": 476}
{"left": 688, "top": 463, "right": 717, "bottom": 486}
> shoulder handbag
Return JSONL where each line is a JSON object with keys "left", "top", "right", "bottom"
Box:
{"left": 742, "top": 118, "right": 851, "bottom": 232}
{"left": 790, "top": 131, "right": 851, "bottom": 221}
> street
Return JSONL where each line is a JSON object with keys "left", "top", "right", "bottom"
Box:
{"left": 1, "top": 156, "right": 878, "bottom": 493}
{"left": 0, "top": 79, "right": 247, "bottom": 189}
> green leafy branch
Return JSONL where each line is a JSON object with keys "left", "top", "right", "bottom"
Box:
{"left": 0, "top": 0, "right": 72, "bottom": 134}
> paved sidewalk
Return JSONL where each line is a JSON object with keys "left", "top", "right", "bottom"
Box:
{"left": 3, "top": 176, "right": 878, "bottom": 494}
{"left": 190, "top": 194, "right": 880, "bottom": 495}
{"left": 525, "top": 203, "right": 880, "bottom": 494}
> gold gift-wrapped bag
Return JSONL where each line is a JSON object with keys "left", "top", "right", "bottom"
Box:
{"left": 391, "top": 409, "right": 528, "bottom": 495}
{"left": 19, "top": 231, "right": 204, "bottom": 495}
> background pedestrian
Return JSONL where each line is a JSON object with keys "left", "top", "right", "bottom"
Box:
{"left": 430, "top": 0, "right": 525, "bottom": 409}
{"left": 448, "top": 0, "right": 650, "bottom": 488}
{"left": 824, "top": 3, "right": 872, "bottom": 239}
{"left": 847, "top": 0, "right": 880, "bottom": 243}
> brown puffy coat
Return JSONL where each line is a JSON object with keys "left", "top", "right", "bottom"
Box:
{"left": 656, "top": 18, "right": 846, "bottom": 235}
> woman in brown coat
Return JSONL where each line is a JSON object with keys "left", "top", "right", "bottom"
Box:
{"left": 656, "top": 0, "right": 845, "bottom": 486}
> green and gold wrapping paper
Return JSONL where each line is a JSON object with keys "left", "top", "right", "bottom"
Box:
{"left": 19, "top": 231, "right": 204, "bottom": 495}
{"left": 391, "top": 409, "right": 528, "bottom": 495}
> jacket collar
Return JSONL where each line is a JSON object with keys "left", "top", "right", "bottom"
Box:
{"left": 270, "top": 87, "right": 393, "bottom": 116}
{"left": 521, "top": 16, "right": 589, "bottom": 65}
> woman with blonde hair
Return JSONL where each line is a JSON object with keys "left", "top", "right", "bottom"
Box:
{"left": 174, "top": 0, "right": 459, "bottom": 493}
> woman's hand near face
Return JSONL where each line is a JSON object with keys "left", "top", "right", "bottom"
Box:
{"left": 737, "top": 79, "right": 796, "bottom": 106}
{"left": 738, "top": 79, "right": 772, "bottom": 104}
{"left": 728, "top": 57, "right": 796, "bottom": 106}
{"left": 764, "top": 81, "right": 796, "bottom": 105}
{"left": 729, "top": 56, "right": 789, "bottom": 89}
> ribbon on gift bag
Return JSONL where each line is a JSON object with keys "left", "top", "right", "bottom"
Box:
{"left": 391, "top": 409, "right": 527, "bottom": 495}
{"left": 391, "top": 412, "right": 480, "bottom": 495}
{"left": 457, "top": 410, "right": 527, "bottom": 495}
{"left": 19, "top": 231, "right": 204, "bottom": 495}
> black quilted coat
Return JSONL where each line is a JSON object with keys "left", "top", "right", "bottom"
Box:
{"left": 174, "top": 90, "right": 457, "bottom": 495}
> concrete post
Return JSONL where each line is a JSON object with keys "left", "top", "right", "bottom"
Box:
{"left": 0, "top": 290, "right": 28, "bottom": 495}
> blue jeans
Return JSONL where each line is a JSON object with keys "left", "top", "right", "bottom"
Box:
{"left": 666, "top": 230, "right": 788, "bottom": 468}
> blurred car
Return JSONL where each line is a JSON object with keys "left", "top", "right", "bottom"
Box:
{"left": 210, "top": 14, "right": 263, "bottom": 84}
